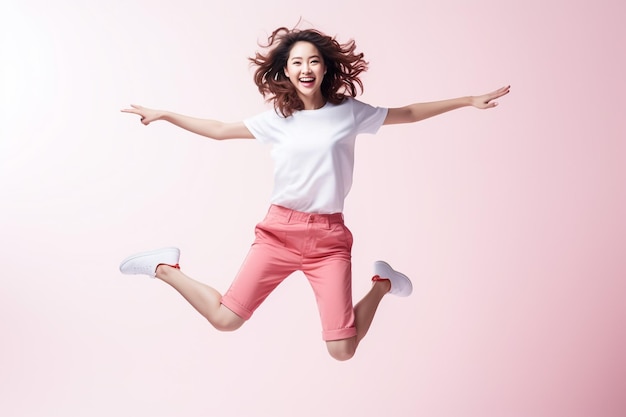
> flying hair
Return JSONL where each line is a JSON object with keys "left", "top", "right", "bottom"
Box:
{"left": 249, "top": 25, "right": 369, "bottom": 117}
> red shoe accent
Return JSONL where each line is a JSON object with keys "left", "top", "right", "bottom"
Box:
{"left": 157, "top": 263, "right": 180, "bottom": 270}
{"left": 372, "top": 275, "right": 391, "bottom": 291}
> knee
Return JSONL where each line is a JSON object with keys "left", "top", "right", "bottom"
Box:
{"left": 212, "top": 318, "right": 243, "bottom": 332}
{"left": 328, "top": 346, "right": 355, "bottom": 361}
{"left": 326, "top": 340, "right": 356, "bottom": 361}
{"left": 210, "top": 314, "right": 245, "bottom": 332}
{"left": 330, "top": 350, "right": 355, "bottom": 362}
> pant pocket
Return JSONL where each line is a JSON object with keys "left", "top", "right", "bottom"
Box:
{"left": 254, "top": 222, "right": 287, "bottom": 247}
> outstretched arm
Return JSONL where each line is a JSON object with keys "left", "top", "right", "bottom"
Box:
{"left": 121, "top": 105, "right": 255, "bottom": 140}
{"left": 383, "top": 85, "right": 510, "bottom": 125}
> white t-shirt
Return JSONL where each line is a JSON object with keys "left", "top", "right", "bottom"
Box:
{"left": 244, "top": 97, "right": 388, "bottom": 214}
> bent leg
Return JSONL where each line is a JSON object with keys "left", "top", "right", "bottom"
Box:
{"left": 324, "top": 279, "right": 390, "bottom": 361}
{"left": 156, "top": 265, "right": 245, "bottom": 331}
{"left": 353, "top": 279, "right": 391, "bottom": 344}
{"left": 305, "top": 256, "right": 357, "bottom": 342}
{"left": 305, "top": 256, "right": 385, "bottom": 361}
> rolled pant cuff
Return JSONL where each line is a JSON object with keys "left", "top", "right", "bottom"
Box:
{"left": 323, "top": 327, "right": 357, "bottom": 341}
{"left": 220, "top": 297, "right": 252, "bottom": 321}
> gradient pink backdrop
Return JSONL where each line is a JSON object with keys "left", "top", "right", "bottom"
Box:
{"left": 1, "top": 0, "right": 624, "bottom": 416}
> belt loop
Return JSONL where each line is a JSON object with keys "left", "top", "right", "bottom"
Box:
{"left": 286, "top": 207, "right": 293, "bottom": 223}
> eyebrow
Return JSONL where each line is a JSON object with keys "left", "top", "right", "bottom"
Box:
{"left": 290, "top": 55, "right": 321, "bottom": 61}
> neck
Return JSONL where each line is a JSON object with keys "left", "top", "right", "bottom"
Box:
{"left": 300, "top": 94, "right": 326, "bottom": 110}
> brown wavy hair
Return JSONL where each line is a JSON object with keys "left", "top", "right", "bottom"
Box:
{"left": 249, "top": 27, "right": 368, "bottom": 117}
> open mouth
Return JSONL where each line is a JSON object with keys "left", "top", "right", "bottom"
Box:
{"left": 299, "top": 77, "right": 315, "bottom": 85}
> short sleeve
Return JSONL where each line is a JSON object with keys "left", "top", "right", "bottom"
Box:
{"left": 244, "top": 110, "right": 280, "bottom": 144}
{"left": 352, "top": 99, "right": 388, "bottom": 135}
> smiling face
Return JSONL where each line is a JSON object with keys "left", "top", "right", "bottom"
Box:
{"left": 284, "top": 41, "right": 327, "bottom": 109}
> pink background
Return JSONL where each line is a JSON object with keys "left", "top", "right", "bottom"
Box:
{"left": 1, "top": 0, "right": 625, "bottom": 416}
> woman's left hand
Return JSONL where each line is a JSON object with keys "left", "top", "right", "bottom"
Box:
{"left": 471, "top": 85, "right": 510, "bottom": 109}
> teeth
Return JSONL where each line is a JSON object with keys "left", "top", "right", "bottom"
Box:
{"left": 300, "top": 77, "right": 314, "bottom": 82}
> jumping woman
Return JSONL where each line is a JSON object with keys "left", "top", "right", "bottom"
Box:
{"left": 119, "top": 26, "right": 510, "bottom": 361}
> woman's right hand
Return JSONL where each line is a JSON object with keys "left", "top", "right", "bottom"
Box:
{"left": 121, "top": 104, "right": 162, "bottom": 125}
{"left": 119, "top": 105, "right": 254, "bottom": 140}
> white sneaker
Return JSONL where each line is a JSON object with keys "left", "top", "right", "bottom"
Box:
{"left": 119, "top": 247, "right": 180, "bottom": 277}
{"left": 373, "top": 260, "right": 413, "bottom": 297}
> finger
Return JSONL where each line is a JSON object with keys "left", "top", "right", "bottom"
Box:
{"left": 495, "top": 85, "right": 510, "bottom": 96}
{"left": 488, "top": 89, "right": 508, "bottom": 101}
{"left": 121, "top": 104, "right": 143, "bottom": 112}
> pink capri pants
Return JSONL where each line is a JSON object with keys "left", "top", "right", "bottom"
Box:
{"left": 220, "top": 205, "right": 356, "bottom": 341}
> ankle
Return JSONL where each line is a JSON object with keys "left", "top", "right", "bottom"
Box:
{"left": 156, "top": 263, "right": 180, "bottom": 278}
{"left": 371, "top": 275, "right": 391, "bottom": 293}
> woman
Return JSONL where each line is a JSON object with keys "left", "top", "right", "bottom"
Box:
{"left": 120, "top": 26, "right": 510, "bottom": 361}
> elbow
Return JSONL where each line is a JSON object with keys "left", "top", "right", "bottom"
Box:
{"left": 209, "top": 123, "right": 229, "bottom": 141}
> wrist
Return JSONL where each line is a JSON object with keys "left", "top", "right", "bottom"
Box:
{"left": 159, "top": 110, "right": 172, "bottom": 122}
